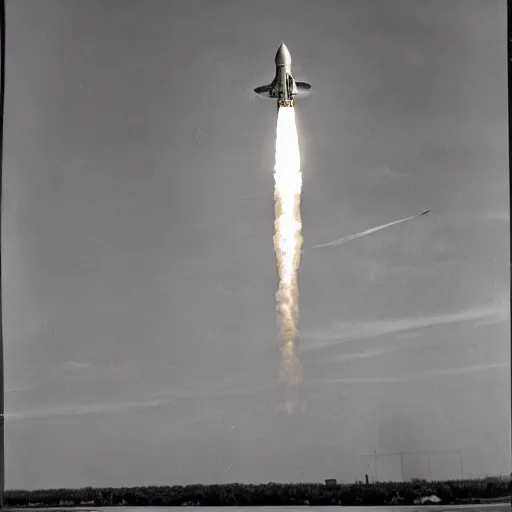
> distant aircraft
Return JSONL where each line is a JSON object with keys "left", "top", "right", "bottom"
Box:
{"left": 312, "top": 210, "right": 431, "bottom": 249}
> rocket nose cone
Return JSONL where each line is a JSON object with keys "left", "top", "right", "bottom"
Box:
{"left": 275, "top": 42, "right": 291, "bottom": 66}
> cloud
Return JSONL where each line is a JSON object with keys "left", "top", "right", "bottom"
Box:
{"left": 322, "top": 376, "right": 408, "bottom": 384}
{"left": 364, "top": 260, "right": 456, "bottom": 284}
{"left": 303, "top": 303, "right": 509, "bottom": 351}
{"left": 424, "top": 363, "right": 509, "bottom": 376}
{"left": 61, "top": 361, "right": 93, "bottom": 370}
{"left": 485, "top": 211, "right": 509, "bottom": 222}
{"left": 378, "top": 165, "right": 404, "bottom": 181}
{"left": 307, "top": 346, "right": 401, "bottom": 364}
{"left": 4, "top": 364, "right": 508, "bottom": 418}
{"left": 152, "top": 384, "right": 270, "bottom": 400}
{"left": 4, "top": 386, "right": 32, "bottom": 394}
{"left": 317, "top": 363, "right": 509, "bottom": 386}
{"left": 395, "top": 330, "right": 423, "bottom": 340}
{"left": 216, "top": 285, "right": 233, "bottom": 297}
{"left": 56, "top": 361, "right": 126, "bottom": 377}
{"left": 4, "top": 386, "right": 270, "bottom": 421}
{"left": 449, "top": 211, "right": 510, "bottom": 226}
{"left": 4, "top": 397, "right": 174, "bottom": 420}
{"left": 473, "top": 312, "right": 509, "bottom": 328}
{"left": 362, "top": 165, "right": 404, "bottom": 183}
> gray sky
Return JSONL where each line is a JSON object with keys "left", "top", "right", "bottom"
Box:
{"left": 3, "top": 0, "right": 509, "bottom": 489}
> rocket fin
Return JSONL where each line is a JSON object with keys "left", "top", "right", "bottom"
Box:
{"left": 296, "top": 81, "right": 311, "bottom": 91}
{"left": 254, "top": 84, "right": 272, "bottom": 97}
{"left": 295, "top": 81, "right": 312, "bottom": 98}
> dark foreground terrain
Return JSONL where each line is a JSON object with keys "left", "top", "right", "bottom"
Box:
{"left": 4, "top": 478, "right": 511, "bottom": 507}
{"left": 4, "top": 478, "right": 512, "bottom": 508}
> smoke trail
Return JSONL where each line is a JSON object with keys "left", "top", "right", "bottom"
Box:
{"left": 312, "top": 210, "right": 430, "bottom": 249}
{"left": 273, "top": 106, "right": 303, "bottom": 388}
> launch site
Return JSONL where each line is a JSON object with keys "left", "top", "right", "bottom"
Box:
{"left": 0, "top": 0, "right": 509, "bottom": 509}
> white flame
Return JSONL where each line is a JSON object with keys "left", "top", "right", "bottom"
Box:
{"left": 273, "top": 106, "right": 303, "bottom": 387}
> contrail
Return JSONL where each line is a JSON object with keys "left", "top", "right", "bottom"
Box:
{"left": 273, "top": 106, "right": 303, "bottom": 388}
{"left": 312, "top": 210, "right": 430, "bottom": 249}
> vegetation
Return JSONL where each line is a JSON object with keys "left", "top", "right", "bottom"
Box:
{"left": 4, "top": 477, "right": 510, "bottom": 507}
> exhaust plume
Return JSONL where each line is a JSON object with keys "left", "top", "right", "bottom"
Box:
{"left": 273, "top": 106, "right": 303, "bottom": 388}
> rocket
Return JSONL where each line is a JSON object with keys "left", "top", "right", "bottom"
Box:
{"left": 254, "top": 43, "right": 311, "bottom": 109}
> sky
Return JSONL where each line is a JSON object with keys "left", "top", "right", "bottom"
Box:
{"left": 2, "top": 0, "right": 509, "bottom": 490}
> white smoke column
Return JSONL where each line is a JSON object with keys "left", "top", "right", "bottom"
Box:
{"left": 273, "top": 106, "right": 303, "bottom": 387}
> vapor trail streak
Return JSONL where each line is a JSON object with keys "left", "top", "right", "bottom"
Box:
{"left": 312, "top": 210, "right": 430, "bottom": 249}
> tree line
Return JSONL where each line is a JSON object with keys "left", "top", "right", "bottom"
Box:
{"left": 4, "top": 477, "right": 511, "bottom": 507}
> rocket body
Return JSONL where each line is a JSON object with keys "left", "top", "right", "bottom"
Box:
{"left": 254, "top": 43, "right": 311, "bottom": 109}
